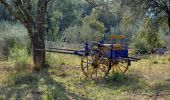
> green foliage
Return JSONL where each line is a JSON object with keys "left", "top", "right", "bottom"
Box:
{"left": 131, "top": 33, "right": 149, "bottom": 54}
{"left": 63, "top": 22, "right": 104, "bottom": 43}
{"left": 130, "top": 18, "right": 165, "bottom": 54}
{"left": 106, "top": 73, "right": 128, "bottom": 84}
{"left": 80, "top": 22, "right": 95, "bottom": 42}
{"left": 0, "top": 21, "right": 29, "bottom": 58}
{"left": 63, "top": 25, "right": 80, "bottom": 43}
{"left": 8, "top": 72, "right": 39, "bottom": 85}
{"left": 80, "top": 21, "right": 104, "bottom": 42}
{"left": 47, "top": 0, "right": 86, "bottom": 33}
{"left": 0, "top": 21, "right": 30, "bottom": 71}
{"left": 8, "top": 43, "right": 29, "bottom": 71}
{"left": 44, "top": 85, "right": 65, "bottom": 100}
{"left": 83, "top": 11, "right": 105, "bottom": 34}
{"left": 63, "top": 13, "right": 105, "bottom": 43}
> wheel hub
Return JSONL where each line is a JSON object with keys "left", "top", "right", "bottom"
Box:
{"left": 91, "top": 62, "right": 99, "bottom": 68}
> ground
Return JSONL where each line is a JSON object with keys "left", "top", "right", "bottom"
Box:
{"left": 0, "top": 54, "right": 170, "bottom": 100}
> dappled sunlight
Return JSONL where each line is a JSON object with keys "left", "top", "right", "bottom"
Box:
{"left": 1, "top": 54, "right": 170, "bottom": 99}
{"left": 0, "top": 0, "right": 170, "bottom": 99}
{"left": 0, "top": 65, "right": 88, "bottom": 100}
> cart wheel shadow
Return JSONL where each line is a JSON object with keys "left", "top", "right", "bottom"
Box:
{"left": 0, "top": 67, "right": 89, "bottom": 100}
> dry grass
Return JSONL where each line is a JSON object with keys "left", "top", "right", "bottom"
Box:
{"left": 0, "top": 54, "right": 170, "bottom": 100}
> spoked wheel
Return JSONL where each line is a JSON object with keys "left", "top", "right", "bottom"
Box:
{"left": 112, "top": 59, "right": 130, "bottom": 73}
{"left": 81, "top": 49, "right": 110, "bottom": 79}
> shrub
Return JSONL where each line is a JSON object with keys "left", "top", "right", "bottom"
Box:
{"left": 0, "top": 21, "right": 29, "bottom": 58}
{"left": 63, "top": 25, "right": 81, "bottom": 43}
{"left": 130, "top": 18, "right": 165, "bottom": 54}
{"left": 8, "top": 43, "right": 30, "bottom": 71}
{"left": 130, "top": 33, "right": 148, "bottom": 54}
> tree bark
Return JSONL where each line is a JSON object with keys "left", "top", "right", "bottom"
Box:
{"left": 32, "top": 0, "right": 48, "bottom": 70}
{"left": 32, "top": 32, "right": 45, "bottom": 70}
{"left": 26, "top": 21, "right": 45, "bottom": 71}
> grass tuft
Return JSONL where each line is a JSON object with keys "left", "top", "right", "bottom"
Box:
{"left": 8, "top": 44, "right": 30, "bottom": 72}
{"left": 106, "top": 73, "right": 128, "bottom": 84}
{"left": 7, "top": 71, "right": 39, "bottom": 86}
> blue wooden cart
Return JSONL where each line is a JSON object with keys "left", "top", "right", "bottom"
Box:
{"left": 43, "top": 35, "right": 140, "bottom": 79}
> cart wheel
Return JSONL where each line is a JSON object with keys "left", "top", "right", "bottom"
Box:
{"left": 81, "top": 49, "right": 110, "bottom": 79}
{"left": 112, "top": 59, "right": 129, "bottom": 73}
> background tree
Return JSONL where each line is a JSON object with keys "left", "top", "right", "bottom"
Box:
{"left": 122, "top": 0, "right": 170, "bottom": 33}
{"left": 0, "top": 0, "right": 51, "bottom": 70}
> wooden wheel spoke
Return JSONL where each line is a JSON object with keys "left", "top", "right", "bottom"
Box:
{"left": 115, "top": 66, "right": 118, "bottom": 72}
{"left": 117, "top": 65, "right": 123, "bottom": 72}
{"left": 111, "top": 60, "right": 129, "bottom": 73}
{"left": 99, "top": 67, "right": 106, "bottom": 73}
{"left": 81, "top": 49, "right": 110, "bottom": 79}
{"left": 118, "top": 63, "right": 127, "bottom": 68}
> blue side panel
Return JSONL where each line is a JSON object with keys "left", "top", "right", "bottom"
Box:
{"left": 106, "top": 50, "right": 128, "bottom": 58}
{"left": 114, "top": 50, "right": 128, "bottom": 58}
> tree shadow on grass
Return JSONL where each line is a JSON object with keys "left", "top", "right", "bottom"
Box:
{"left": 38, "top": 67, "right": 89, "bottom": 100}
{"left": 0, "top": 67, "right": 89, "bottom": 100}
{"left": 0, "top": 71, "right": 41, "bottom": 100}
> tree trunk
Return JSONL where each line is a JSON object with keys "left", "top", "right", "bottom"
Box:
{"left": 32, "top": 32, "right": 45, "bottom": 70}
{"left": 31, "top": 0, "right": 48, "bottom": 70}
{"left": 27, "top": 0, "right": 48, "bottom": 70}
{"left": 27, "top": 24, "right": 46, "bottom": 70}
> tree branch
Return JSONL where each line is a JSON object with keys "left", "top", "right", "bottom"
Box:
{"left": 0, "top": 0, "right": 24, "bottom": 23}
{"left": 12, "top": 0, "right": 34, "bottom": 23}
{"left": 85, "top": 0, "right": 118, "bottom": 15}
{"left": 151, "top": 0, "right": 168, "bottom": 14}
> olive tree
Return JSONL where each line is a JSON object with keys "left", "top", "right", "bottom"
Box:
{"left": 0, "top": 0, "right": 51, "bottom": 70}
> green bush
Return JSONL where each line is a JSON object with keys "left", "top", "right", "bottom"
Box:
{"left": 63, "top": 25, "right": 81, "bottom": 43}
{"left": 63, "top": 23, "right": 104, "bottom": 43}
{"left": 130, "top": 18, "right": 165, "bottom": 54}
{"left": 63, "top": 13, "right": 105, "bottom": 43}
{"left": 130, "top": 34, "right": 148, "bottom": 54}
{"left": 8, "top": 43, "right": 30, "bottom": 71}
{"left": 0, "top": 21, "right": 29, "bottom": 58}
{"left": 80, "top": 21, "right": 104, "bottom": 42}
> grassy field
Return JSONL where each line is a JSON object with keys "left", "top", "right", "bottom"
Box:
{"left": 0, "top": 54, "right": 170, "bottom": 100}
